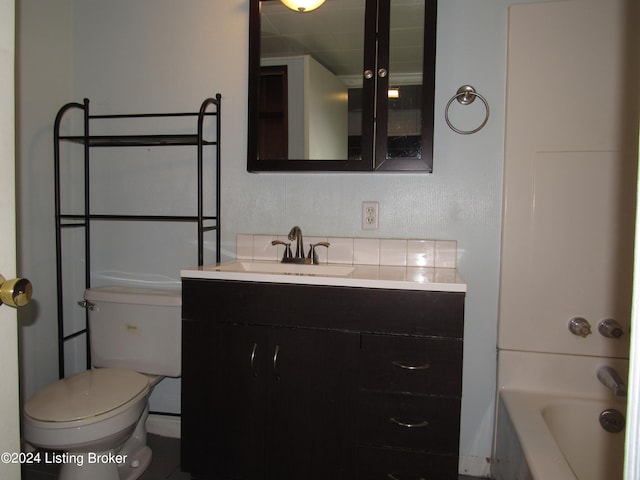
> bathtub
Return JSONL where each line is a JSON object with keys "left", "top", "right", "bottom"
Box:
{"left": 494, "top": 351, "right": 629, "bottom": 480}
{"left": 494, "top": 389, "right": 626, "bottom": 480}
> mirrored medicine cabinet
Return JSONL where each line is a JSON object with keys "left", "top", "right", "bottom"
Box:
{"left": 247, "top": 0, "right": 437, "bottom": 172}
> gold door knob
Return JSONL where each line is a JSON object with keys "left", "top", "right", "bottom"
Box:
{"left": 0, "top": 274, "right": 33, "bottom": 308}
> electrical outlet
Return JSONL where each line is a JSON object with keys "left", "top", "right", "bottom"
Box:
{"left": 362, "top": 201, "right": 379, "bottom": 230}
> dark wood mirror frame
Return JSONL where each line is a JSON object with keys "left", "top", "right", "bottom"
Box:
{"left": 247, "top": 0, "right": 437, "bottom": 173}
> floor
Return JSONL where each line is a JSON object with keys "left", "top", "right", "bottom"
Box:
{"left": 22, "top": 434, "right": 485, "bottom": 479}
{"left": 22, "top": 434, "right": 189, "bottom": 480}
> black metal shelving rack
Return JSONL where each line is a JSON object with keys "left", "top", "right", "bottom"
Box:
{"left": 53, "top": 95, "right": 221, "bottom": 379}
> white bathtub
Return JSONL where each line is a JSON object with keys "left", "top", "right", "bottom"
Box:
{"left": 494, "top": 351, "right": 629, "bottom": 480}
{"left": 495, "top": 388, "right": 627, "bottom": 479}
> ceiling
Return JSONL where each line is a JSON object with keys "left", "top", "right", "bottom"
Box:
{"left": 260, "top": 0, "right": 425, "bottom": 85}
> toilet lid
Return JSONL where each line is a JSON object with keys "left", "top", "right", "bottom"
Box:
{"left": 24, "top": 368, "right": 149, "bottom": 422}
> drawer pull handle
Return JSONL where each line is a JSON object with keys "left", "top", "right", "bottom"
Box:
{"left": 387, "top": 474, "right": 428, "bottom": 480}
{"left": 389, "top": 417, "right": 429, "bottom": 428}
{"left": 250, "top": 343, "right": 258, "bottom": 377}
{"left": 273, "top": 344, "right": 280, "bottom": 381}
{"left": 392, "top": 360, "right": 431, "bottom": 370}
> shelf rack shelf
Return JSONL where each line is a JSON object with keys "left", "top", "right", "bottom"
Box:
{"left": 53, "top": 95, "right": 221, "bottom": 378}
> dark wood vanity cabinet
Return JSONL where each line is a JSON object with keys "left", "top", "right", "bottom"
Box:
{"left": 181, "top": 279, "right": 464, "bottom": 480}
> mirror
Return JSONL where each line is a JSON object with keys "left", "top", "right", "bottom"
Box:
{"left": 248, "top": 0, "right": 436, "bottom": 172}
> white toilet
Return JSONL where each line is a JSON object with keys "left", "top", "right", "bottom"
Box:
{"left": 22, "top": 286, "right": 181, "bottom": 480}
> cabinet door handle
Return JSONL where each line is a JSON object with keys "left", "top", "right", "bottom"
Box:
{"left": 391, "top": 360, "right": 431, "bottom": 370}
{"left": 250, "top": 343, "right": 258, "bottom": 377}
{"left": 273, "top": 344, "right": 280, "bottom": 381}
{"left": 389, "top": 417, "right": 429, "bottom": 428}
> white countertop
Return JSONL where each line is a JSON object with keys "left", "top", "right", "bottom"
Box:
{"left": 181, "top": 260, "right": 467, "bottom": 292}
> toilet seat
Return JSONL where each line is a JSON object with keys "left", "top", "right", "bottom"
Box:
{"left": 25, "top": 368, "right": 149, "bottom": 423}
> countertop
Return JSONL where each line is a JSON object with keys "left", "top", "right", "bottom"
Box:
{"left": 181, "top": 260, "right": 467, "bottom": 293}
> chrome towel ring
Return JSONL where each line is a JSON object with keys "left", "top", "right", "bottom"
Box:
{"left": 445, "top": 85, "right": 490, "bottom": 135}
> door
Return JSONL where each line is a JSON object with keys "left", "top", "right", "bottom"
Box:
{"left": 258, "top": 66, "right": 288, "bottom": 160}
{"left": 363, "top": 0, "right": 436, "bottom": 171}
{"left": 0, "top": 1, "right": 22, "bottom": 479}
{"left": 184, "top": 322, "right": 359, "bottom": 480}
{"left": 181, "top": 321, "right": 266, "bottom": 479}
{"left": 266, "top": 328, "right": 358, "bottom": 480}
{"left": 211, "top": 324, "right": 266, "bottom": 480}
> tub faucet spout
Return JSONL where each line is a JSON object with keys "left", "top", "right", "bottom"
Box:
{"left": 597, "top": 366, "right": 627, "bottom": 397}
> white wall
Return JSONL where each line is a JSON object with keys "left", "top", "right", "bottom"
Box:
{"left": 306, "top": 55, "right": 348, "bottom": 160}
{"left": 16, "top": 0, "right": 72, "bottom": 399}
{"left": 16, "top": 0, "right": 553, "bottom": 476}
{"left": 500, "top": 0, "right": 639, "bottom": 358}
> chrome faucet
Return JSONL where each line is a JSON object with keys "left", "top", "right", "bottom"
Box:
{"left": 288, "top": 225, "right": 304, "bottom": 259}
{"left": 597, "top": 366, "right": 627, "bottom": 397}
{"left": 272, "top": 226, "right": 330, "bottom": 264}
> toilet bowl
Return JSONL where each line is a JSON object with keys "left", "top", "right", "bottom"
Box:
{"left": 23, "top": 368, "right": 157, "bottom": 480}
{"left": 22, "top": 285, "right": 181, "bottom": 480}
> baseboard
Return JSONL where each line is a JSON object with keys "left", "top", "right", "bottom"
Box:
{"left": 459, "top": 454, "right": 492, "bottom": 478}
{"left": 146, "top": 413, "right": 181, "bottom": 439}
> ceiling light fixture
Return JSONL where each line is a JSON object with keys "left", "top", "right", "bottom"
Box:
{"left": 281, "top": 0, "right": 326, "bottom": 13}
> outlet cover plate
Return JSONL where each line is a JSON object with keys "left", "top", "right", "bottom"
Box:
{"left": 362, "top": 201, "right": 379, "bottom": 230}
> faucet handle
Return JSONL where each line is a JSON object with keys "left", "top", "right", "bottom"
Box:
{"left": 598, "top": 319, "right": 624, "bottom": 338}
{"left": 568, "top": 317, "right": 592, "bottom": 337}
{"left": 271, "top": 240, "right": 292, "bottom": 261}
{"left": 307, "top": 242, "right": 330, "bottom": 265}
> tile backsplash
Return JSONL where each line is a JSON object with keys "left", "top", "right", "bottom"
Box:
{"left": 236, "top": 234, "right": 457, "bottom": 269}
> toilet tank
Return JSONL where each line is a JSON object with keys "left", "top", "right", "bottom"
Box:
{"left": 84, "top": 286, "right": 182, "bottom": 377}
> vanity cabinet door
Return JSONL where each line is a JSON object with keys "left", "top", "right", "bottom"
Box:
{"left": 182, "top": 312, "right": 358, "bottom": 479}
{"left": 265, "top": 327, "right": 359, "bottom": 480}
{"left": 182, "top": 321, "right": 267, "bottom": 480}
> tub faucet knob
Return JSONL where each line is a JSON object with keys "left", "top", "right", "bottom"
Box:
{"left": 568, "top": 317, "right": 592, "bottom": 337}
{"left": 598, "top": 318, "right": 624, "bottom": 338}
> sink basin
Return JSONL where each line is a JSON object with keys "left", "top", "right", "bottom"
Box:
{"left": 184, "top": 260, "right": 467, "bottom": 292}
{"left": 215, "top": 261, "right": 355, "bottom": 277}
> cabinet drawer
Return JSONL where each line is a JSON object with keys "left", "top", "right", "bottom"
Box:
{"left": 357, "top": 446, "right": 458, "bottom": 480}
{"left": 182, "top": 279, "right": 465, "bottom": 337}
{"left": 360, "top": 335, "right": 462, "bottom": 396}
{"left": 358, "top": 392, "right": 460, "bottom": 454}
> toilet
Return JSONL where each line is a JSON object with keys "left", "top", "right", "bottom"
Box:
{"left": 22, "top": 286, "right": 181, "bottom": 480}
